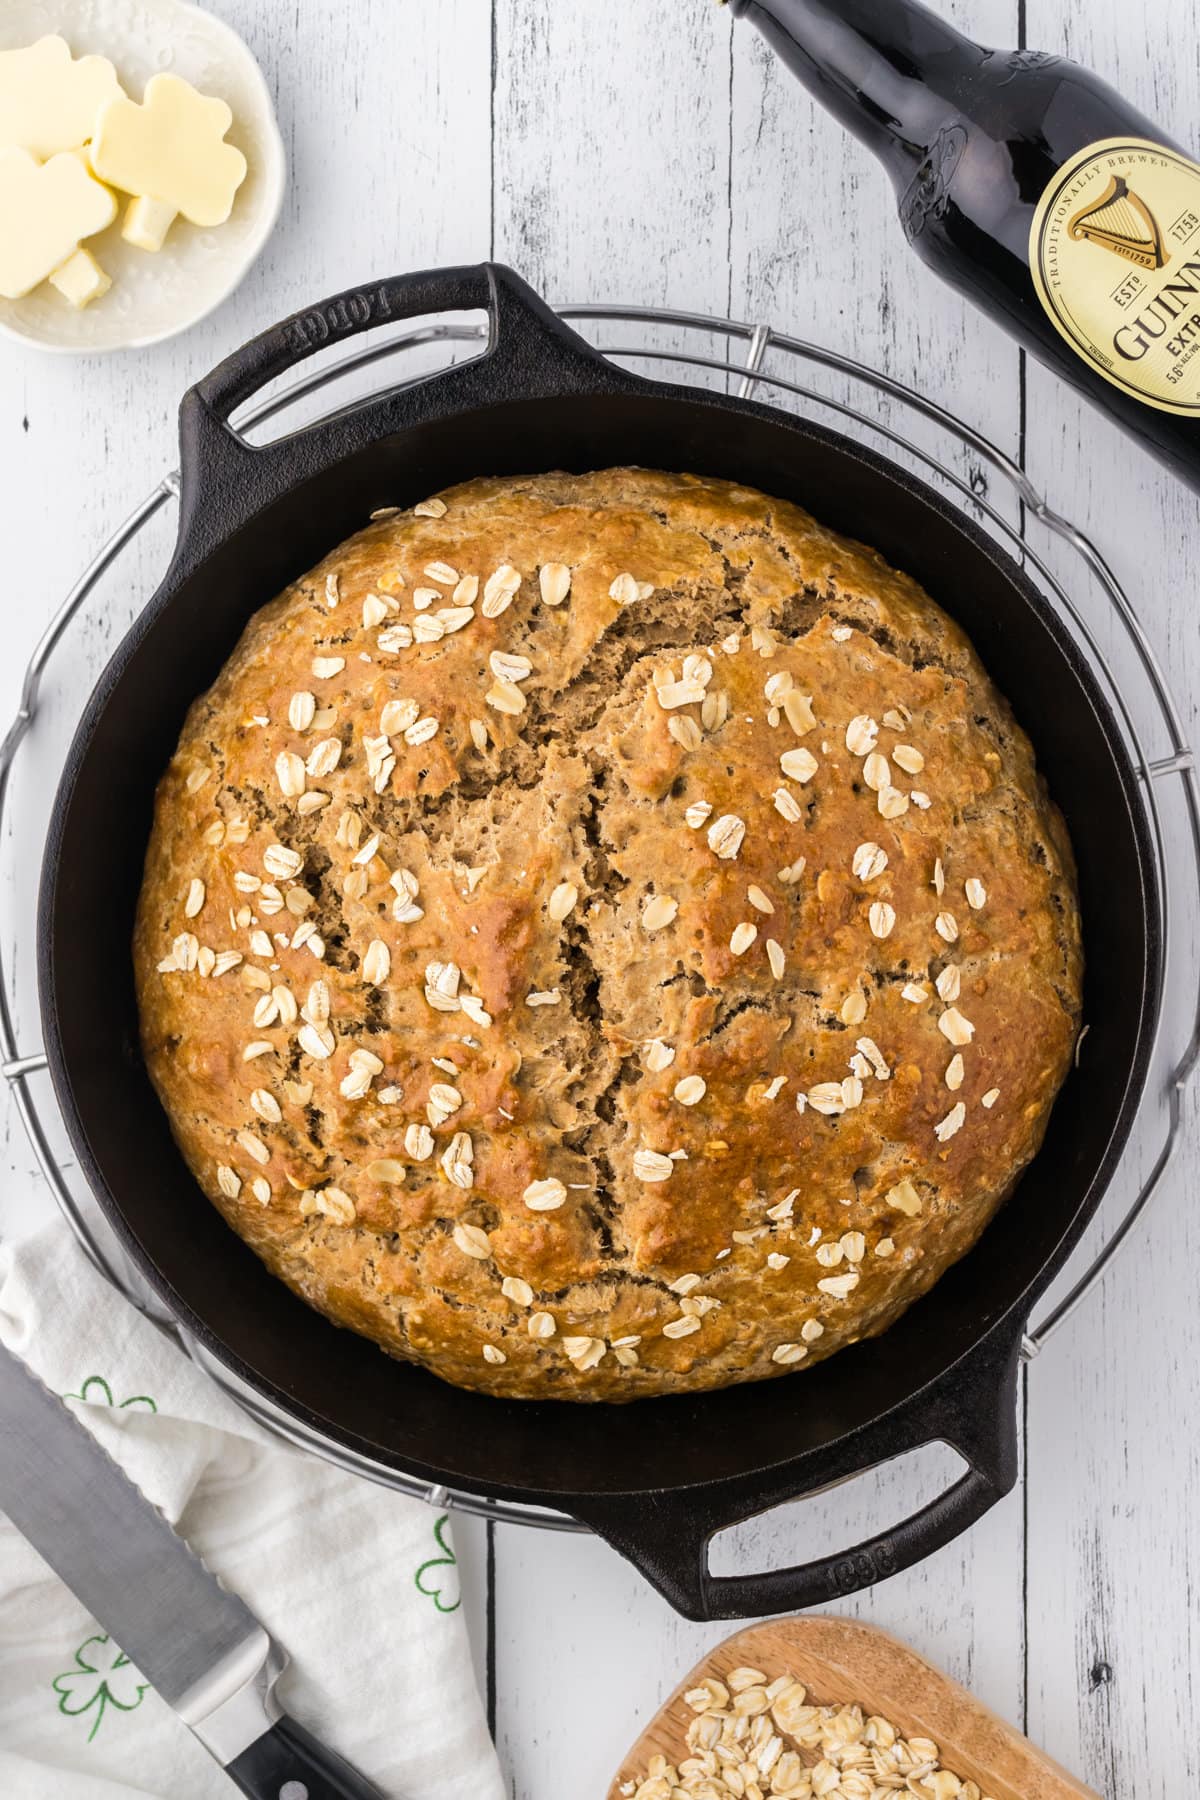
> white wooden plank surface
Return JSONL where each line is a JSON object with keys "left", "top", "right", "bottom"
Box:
{"left": 1, "top": 1, "right": 1197, "bottom": 1796}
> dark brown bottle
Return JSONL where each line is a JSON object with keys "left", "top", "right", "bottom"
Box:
{"left": 728, "top": 0, "right": 1200, "bottom": 493}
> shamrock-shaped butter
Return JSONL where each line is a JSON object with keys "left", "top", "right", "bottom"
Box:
{"left": 49, "top": 247, "right": 111, "bottom": 308}
{"left": 91, "top": 72, "right": 247, "bottom": 253}
{"left": 0, "top": 147, "right": 116, "bottom": 300}
{"left": 0, "top": 35, "right": 123, "bottom": 158}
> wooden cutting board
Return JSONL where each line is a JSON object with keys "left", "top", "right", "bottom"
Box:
{"left": 609, "top": 1616, "right": 1100, "bottom": 1799}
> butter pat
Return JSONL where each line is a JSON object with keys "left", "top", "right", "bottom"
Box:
{"left": 0, "top": 35, "right": 123, "bottom": 158}
{"left": 91, "top": 73, "right": 247, "bottom": 234}
{"left": 122, "top": 193, "right": 177, "bottom": 253}
{"left": 48, "top": 246, "right": 111, "bottom": 308}
{"left": 0, "top": 147, "right": 116, "bottom": 299}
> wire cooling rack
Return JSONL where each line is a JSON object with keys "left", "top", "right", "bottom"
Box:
{"left": 3, "top": 303, "right": 1198, "bottom": 1531}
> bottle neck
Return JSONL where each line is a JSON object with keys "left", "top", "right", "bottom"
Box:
{"left": 731, "top": 0, "right": 985, "bottom": 180}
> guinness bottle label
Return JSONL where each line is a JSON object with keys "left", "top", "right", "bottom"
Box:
{"left": 1030, "top": 136, "right": 1200, "bottom": 414}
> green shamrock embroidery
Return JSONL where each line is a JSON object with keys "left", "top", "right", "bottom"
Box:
{"left": 52, "top": 1634, "right": 149, "bottom": 1741}
{"left": 63, "top": 1375, "right": 157, "bottom": 1413}
{"left": 414, "top": 1514, "right": 461, "bottom": 1613}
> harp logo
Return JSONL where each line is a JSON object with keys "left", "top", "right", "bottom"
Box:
{"left": 1031, "top": 137, "right": 1200, "bottom": 414}
{"left": 1067, "top": 174, "right": 1166, "bottom": 270}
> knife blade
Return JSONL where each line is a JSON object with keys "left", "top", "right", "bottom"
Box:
{"left": 0, "top": 1339, "right": 387, "bottom": 1799}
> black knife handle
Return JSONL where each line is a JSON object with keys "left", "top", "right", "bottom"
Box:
{"left": 225, "top": 1712, "right": 386, "bottom": 1800}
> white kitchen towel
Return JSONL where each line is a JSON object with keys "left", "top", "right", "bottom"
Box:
{"left": 0, "top": 1221, "right": 505, "bottom": 1800}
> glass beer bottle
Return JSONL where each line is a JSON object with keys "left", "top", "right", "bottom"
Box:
{"left": 728, "top": 0, "right": 1200, "bottom": 492}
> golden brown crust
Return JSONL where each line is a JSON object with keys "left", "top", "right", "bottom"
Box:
{"left": 133, "top": 468, "right": 1082, "bottom": 1401}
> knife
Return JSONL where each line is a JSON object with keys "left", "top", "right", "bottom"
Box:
{"left": 0, "top": 1340, "right": 387, "bottom": 1799}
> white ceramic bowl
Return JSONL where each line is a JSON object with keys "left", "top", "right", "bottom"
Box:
{"left": 0, "top": 0, "right": 285, "bottom": 352}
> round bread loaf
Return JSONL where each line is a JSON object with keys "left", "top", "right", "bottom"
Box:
{"left": 134, "top": 468, "right": 1082, "bottom": 1401}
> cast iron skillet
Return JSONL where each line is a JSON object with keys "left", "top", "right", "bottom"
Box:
{"left": 39, "top": 265, "right": 1159, "bottom": 1620}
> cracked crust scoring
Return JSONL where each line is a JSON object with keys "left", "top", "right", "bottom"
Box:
{"left": 133, "top": 467, "right": 1082, "bottom": 1402}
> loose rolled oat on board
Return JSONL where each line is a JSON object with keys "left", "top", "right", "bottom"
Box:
{"left": 620, "top": 1670, "right": 999, "bottom": 1799}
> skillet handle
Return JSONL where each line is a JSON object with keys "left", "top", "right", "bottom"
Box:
{"left": 569, "top": 1325, "right": 1022, "bottom": 1621}
{"left": 176, "top": 263, "right": 621, "bottom": 551}
{"left": 192, "top": 262, "right": 610, "bottom": 424}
